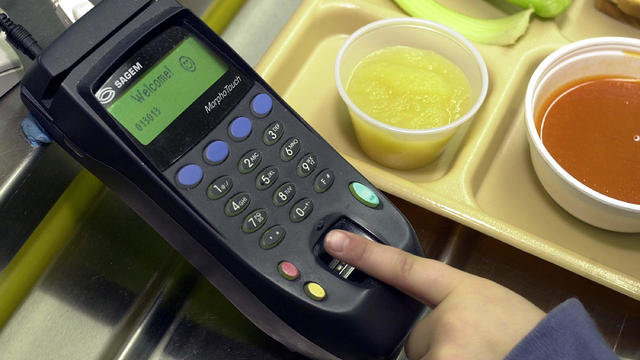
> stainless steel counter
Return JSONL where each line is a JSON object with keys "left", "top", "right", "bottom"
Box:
{"left": 0, "top": 191, "right": 305, "bottom": 359}
{"left": 0, "top": 0, "right": 80, "bottom": 271}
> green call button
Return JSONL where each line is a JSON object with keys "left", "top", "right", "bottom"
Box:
{"left": 349, "top": 182, "right": 380, "bottom": 208}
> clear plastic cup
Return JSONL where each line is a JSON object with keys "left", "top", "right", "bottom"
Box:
{"left": 335, "top": 18, "right": 488, "bottom": 170}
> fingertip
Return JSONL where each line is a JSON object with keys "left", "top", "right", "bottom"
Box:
{"left": 324, "top": 230, "right": 350, "bottom": 255}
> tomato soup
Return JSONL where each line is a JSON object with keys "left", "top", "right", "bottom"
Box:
{"left": 537, "top": 76, "right": 640, "bottom": 204}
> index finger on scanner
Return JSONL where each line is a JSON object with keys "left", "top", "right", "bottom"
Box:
{"left": 324, "top": 230, "right": 467, "bottom": 306}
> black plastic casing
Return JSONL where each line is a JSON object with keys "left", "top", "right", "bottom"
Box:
{"left": 20, "top": 1, "right": 425, "bottom": 359}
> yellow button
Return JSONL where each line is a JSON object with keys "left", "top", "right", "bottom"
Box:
{"left": 304, "top": 282, "right": 326, "bottom": 301}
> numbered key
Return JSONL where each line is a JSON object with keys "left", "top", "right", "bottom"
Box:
{"left": 273, "top": 182, "right": 296, "bottom": 207}
{"left": 263, "top": 121, "right": 284, "bottom": 145}
{"left": 207, "top": 175, "right": 233, "bottom": 200}
{"left": 224, "top": 192, "right": 251, "bottom": 217}
{"left": 297, "top": 153, "right": 318, "bottom": 177}
{"left": 242, "top": 209, "right": 268, "bottom": 233}
{"left": 290, "top": 198, "right": 313, "bottom": 223}
{"left": 280, "top": 137, "right": 301, "bottom": 161}
{"left": 238, "top": 150, "right": 262, "bottom": 174}
{"left": 256, "top": 167, "right": 279, "bottom": 190}
{"left": 313, "top": 169, "right": 334, "bottom": 193}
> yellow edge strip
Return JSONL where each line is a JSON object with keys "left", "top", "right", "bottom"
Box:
{"left": 0, "top": 170, "right": 104, "bottom": 329}
{"left": 201, "top": 0, "right": 247, "bottom": 34}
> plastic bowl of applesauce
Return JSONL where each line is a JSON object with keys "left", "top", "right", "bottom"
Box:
{"left": 335, "top": 18, "right": 488, "bottom": 170}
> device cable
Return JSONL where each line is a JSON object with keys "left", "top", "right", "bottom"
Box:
{"left": 0, "top": 12, "right": 41, "bottom": 60}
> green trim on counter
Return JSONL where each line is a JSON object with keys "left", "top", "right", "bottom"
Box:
{"left": 0, "top": 170, "right": 104, "bottom": 329}
{"left": 202, "top": 0, "right": 247, "bottom": 34}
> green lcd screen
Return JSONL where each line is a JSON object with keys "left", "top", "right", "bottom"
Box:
{"left": 107, "top": 37, "right": 228, "bottom": 145}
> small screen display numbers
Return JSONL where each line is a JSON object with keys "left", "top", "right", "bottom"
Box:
{"left": 106, "top": 36, "right": 228, "bottom": 145}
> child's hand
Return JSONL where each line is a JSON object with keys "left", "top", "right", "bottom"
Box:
{"left": 324, "top": 230, "right": 545, "bottom": 360}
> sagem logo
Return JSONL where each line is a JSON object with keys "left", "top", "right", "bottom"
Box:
{"left": 96, "top": 87, "right": 116, "bottom": 104}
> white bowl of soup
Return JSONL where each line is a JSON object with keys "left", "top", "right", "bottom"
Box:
{"left": 525, "top": 37, "right": 640, "bottom": 232}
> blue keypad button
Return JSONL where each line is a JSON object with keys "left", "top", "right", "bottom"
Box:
{"left": 229, "top": 116, "right": 252, "bottom": 141}
{"left": 176, "top": 164, "right": 203, "bottom": 188}
{"left": 251, "top": 93, "right": 272, "bottom": 117}
{"left": 204, "top": 140, "right": 229, "bottom": 165}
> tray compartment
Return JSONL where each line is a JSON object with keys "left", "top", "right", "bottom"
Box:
{"left": 255, "top": 0, "right": 640, "bottom": 299}
{"left": 262, "top": 1, "right": 486, "bottom": 183}
{"left": 473, "top": 54, "right": 640, "bottom": 286}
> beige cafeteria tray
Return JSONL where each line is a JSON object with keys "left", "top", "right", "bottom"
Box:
{"left": 254, "top": 0, "right": 640, "bottom": 300}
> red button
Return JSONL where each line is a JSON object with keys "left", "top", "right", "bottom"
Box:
{"left": 278, "top": 261, "right": 299, "bottom": 280}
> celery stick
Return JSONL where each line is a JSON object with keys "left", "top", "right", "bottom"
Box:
{"left": 505, "top": 0, "right": 572, "bottom": 18}
{"left": 393, "top": 0, "right": 534, "bottom": 46}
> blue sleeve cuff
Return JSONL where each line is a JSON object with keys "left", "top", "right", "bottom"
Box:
{"left": 21, "top": 113, "right": 52, "bottom": 147}
{"left": 505, "top": 298, "right": 618, "bottom": 360}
